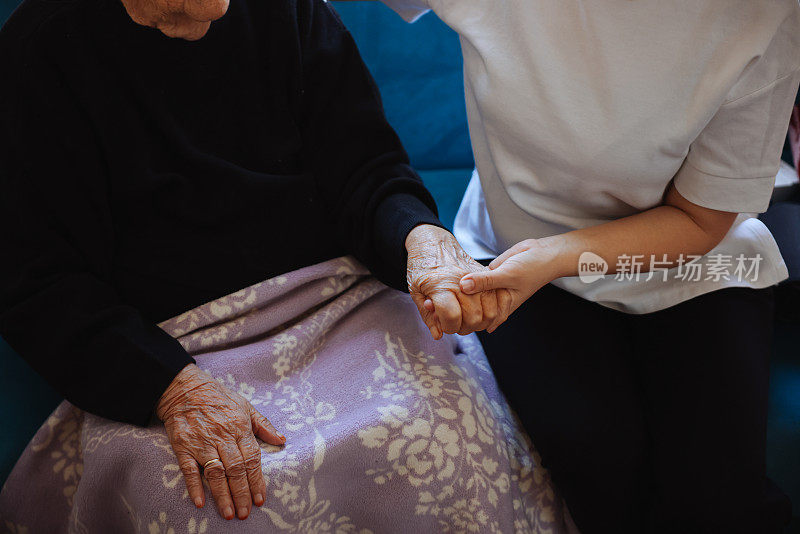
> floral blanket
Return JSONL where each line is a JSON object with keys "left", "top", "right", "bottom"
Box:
{"left": 0, "top": 257, "right": 573, "bottom": 533}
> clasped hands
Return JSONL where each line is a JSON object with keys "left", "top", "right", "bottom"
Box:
{"left": 407, "top": 225, "right": 560, "bottom": 338}
{"left": 406, "top": 225, "right": 508, "bottom": 338}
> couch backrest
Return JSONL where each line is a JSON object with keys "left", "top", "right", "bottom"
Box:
{"left": 331, "top": 1, "right": 472, "bottom": 170}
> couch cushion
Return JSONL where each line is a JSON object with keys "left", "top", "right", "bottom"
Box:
{"left": 0, "top": 338, "right": 61, "bottom": 485}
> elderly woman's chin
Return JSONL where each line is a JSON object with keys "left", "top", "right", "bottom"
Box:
{"left": 120, "top": 0, "right": 229, "bottom": 40}
{"left": 155, "top": 15, "right": 212, "bottom": 41}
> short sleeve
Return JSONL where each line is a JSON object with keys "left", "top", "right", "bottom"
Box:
{"left": 674, "top": 69, "right": 800, "bottom": 214}
{"left": 378, "top": 0, "right": 431, "bottom": 22}
{"left": 674, "top": 12, "right": 800, "bottom": 214}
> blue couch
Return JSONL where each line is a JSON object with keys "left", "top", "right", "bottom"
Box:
{"left": 1, "top": 2, "right": 798, "bottom": 530}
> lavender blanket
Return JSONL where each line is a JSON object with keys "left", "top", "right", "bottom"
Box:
{"left": 1, "top": 257, "right": 573, "bottom": 533}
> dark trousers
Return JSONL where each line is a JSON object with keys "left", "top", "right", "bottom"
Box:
{"left": 477, "top": 283, "right": 792, "bottom": 533}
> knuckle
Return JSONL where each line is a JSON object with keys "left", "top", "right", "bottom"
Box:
{"left": 252, "top": 420, "right": 269, "bottom": 435}
{"left": 459, "top": 305, "right": 477, "bottom": 323}
{"left": 244, "top": 454, "right": 262, "bottom": 472}
{"left": 232, "top": 486, "right": 251, "bottom": 500}
{"left": 230, "top": 486, "right": 251, "bottom": 503}
{"left": 441, "top": 306, "right": 460, "bottom": 322}
{"left": 204, "top": 466, "right": 227, "bottom": 481}
{"left": 262, "top": 417, "right": 276, "bottom": 430}
{"left": 225, "top": 460, "right": 247, "bottom": 479}
{"left": 234, "top": 421, "right": 252, "bottom": 438}
{"left": 243, "top": 438, "right": 262, "bottom": 454}
{"left": 464, "top": 314, "right": 480, "bottom": 328}
{"left": 179, "top": 460, "right": 200, "bottom": 475}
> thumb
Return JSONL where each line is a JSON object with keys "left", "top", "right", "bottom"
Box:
{"left": 250, "top": 405, "right": 286, "bottom": 446}
{"left": 460, "top": 266, "right": 515, "bottom": 294}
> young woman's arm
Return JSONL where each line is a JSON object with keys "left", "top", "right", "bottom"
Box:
{"left": 458, "top": 182, "right": 737, "bottom": 326}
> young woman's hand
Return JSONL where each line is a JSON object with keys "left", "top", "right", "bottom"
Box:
{"left": 406, "top": 224, "right": 512, "bottom": 338}
{"left": 458, "top": 239, "right": 563, "bottom": 325}
{"left": 157, "top": 364, "right": 286, "bottom": 521}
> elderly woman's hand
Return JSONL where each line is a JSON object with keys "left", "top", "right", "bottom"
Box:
{"left": 120, "top": 0, "right": 229, "bottom": 40}
{"left": 156, "top": 364, "right": 285, "bottom": 521}
{"left": 406, "top": 224, "right": 512, "bottom": 339}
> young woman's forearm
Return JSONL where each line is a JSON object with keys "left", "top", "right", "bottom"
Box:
{"left": 459, "top": 182, "right": 739, "bottom": 313}
{"left": 541, "top": 200, "right": 736, "bottom": 279}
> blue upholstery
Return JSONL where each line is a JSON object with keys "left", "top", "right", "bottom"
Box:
{"left": 0, "top": 5, "right": 797, "bottom": 530}
{"left": 332, "top": 1, "right": 473, "bottom": 171}
{"left": 0, "top": 339, "right": 61, "bottom": 484}
{"left": 768, "top": 323, "right": 800, "bottom": 522}
{"left": 0, "top": 0, "right": 15, "bottom": 23}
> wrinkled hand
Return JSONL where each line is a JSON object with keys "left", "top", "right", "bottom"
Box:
{"left": 157, "top": 364, "right": 285, "bottom": 521}
{"left": 459, "top": 239, "right": 562, "bottom": 316}
{"left": 120, "top": 0, "right": 228, "bottom": 40}
{"left": 406, "top": 224, "right": 512, "bottom": 338}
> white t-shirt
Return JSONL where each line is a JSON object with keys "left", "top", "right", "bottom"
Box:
{"left": 382, "top": 0, "right": 800, "bottom": 313}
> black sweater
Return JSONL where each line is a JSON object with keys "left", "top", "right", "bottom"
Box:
{"left": 0, "top": 0, "right": 442, "bottom": 425}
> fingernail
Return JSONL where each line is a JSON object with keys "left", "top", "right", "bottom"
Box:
{"left": 194, "top": 497, "right": 203, "bottom": 508}
{"left": 461, "top": 279, "right": 475, "bottom": 292}
{"left": 238, "top": 507, "right": 249, "bottom": 520}
{"left": 223, "top": 506, "right": 234, "bottom": 520}
{"left": 278, "top": 433, "right": 286, "bottom": 443}
{"left": 254, "top": 493, "right": 264, "bottom": 506}
{"left": 429, "top": 326, "right": 437, "bottom": 338}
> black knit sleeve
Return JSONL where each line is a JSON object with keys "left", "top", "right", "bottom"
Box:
{"left": 296, "top": 0, "right": 446, "bottom": 291}
{"left": 0, "top": 24, "right": 194, "bottom": 426}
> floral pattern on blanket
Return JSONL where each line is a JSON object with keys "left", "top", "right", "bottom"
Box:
{"left": 0, "top": 257, "right": 570, "bottom": 534}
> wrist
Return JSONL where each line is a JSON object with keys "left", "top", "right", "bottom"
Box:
{"left": 531, "top": 234, "right": 576, "bottom": 280}
{"left": 405, "top": 223, "right": 452, "bottom": 252}
{"left": 156, "top": 363, "right": 204, "bottom": 421}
